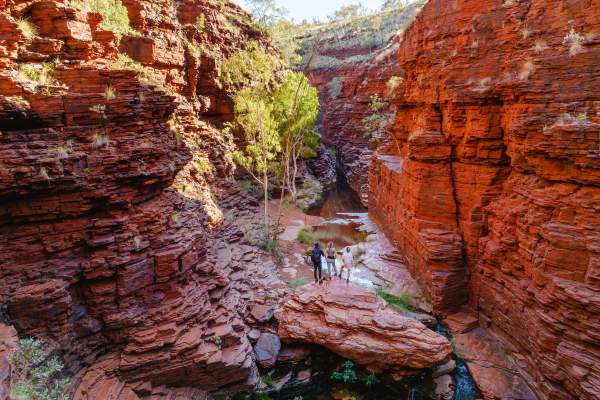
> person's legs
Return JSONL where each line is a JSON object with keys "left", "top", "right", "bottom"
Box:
{"left": 317, "top": 262, "right": 323, "bottom": 283}
{"left": 326, "top": 260, "right": 334, "bottom": 279}
{"left": 313, "top": 262, "right": 319, "bottom": 283}
{"left": 331, "top": 259, "right": 338, "bottom": 277}
{"left": 346, "top": 267, "right": 351, "bottom": 283}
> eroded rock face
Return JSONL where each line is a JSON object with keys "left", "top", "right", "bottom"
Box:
{"left": 0, "top": 0, "right": 272, "bottom": 396}
{"left": 276, "top": 281, "right": 452, "bottom": 372}
{"left": 300, "top": 2, "right": 426, "bottom": 204}
{"left": 368, "top": 0, "right": 600, "bottom": 399}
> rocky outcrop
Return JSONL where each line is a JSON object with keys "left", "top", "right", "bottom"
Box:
{"left": 368, "top": 0, "right": 600, "bottom": 399}
{"left": 299, "top": 2, "right": 425, "bottom": 204}
{"left": 0, "top": 0, "right": 274, "bottom": 396}
{"left": 276, "top": 281, "right": 452, "bottom": 372}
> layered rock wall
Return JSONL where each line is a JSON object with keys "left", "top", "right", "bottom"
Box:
{"left": 299, "top": 2, "right": 425, "bottom": 204}
{"left": 369, "top": 0, "right": 600, "bottom": 399}
{"left": 0, "top": 0, "right": 271, "bottom": 396}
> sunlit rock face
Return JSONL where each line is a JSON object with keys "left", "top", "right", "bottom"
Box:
{"left": 369, "top": 0, "right": 600, "bottom": 399}
{"left": 0, "top": 0, "right": 271, "bottom": 396}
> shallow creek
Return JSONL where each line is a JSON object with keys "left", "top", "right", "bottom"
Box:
{"left": 247, "top": 180, "right": 479, "bottom": 400}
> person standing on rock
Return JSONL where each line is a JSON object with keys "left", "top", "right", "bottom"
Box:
{"left": 340, "top": 246, "right": 354, "bottom": 283}
{"left": 325, "top": 241, "right": 338, "bottom": 279}
{"left": 311, "top": 242, "right": 325, "bottom": 284}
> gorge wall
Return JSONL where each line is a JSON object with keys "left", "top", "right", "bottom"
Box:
{"left": 367, "top": 0, "right": 600, "bottom": 399}
{"left": 298, "top": 1, "right": 425, "bottom": 205}
{"left": 0, "top": 0, "right": 274, "bottom": 397}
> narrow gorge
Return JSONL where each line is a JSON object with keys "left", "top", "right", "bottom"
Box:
{"left": 1, "top": 1, "right": 598, "bottom": 400}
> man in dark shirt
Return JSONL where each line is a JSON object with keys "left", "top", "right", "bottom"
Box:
{"left": 311, "top": 242, "right": 325, "bottom": 284}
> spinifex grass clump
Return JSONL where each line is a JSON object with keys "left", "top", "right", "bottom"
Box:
{"left": 296, "top": 225, "right": 316, "bottom": 245}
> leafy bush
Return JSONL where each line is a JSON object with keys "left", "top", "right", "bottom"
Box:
{"left": 219, "top": 41, "right": 278, "bottom": 89}
{"left": 88, "top": 0, "right": 132, "bottom": 37}
{"left": 331, "top": 360, "right": 357, "bottom": 383}
{"left": 387, "top": 75, "right": 403, "bottom": 93}
{"left": 296, "top": 225, "right": 316, "bottom": 245}
{"left": 10, "top": 338, "right": 70, "bottom": 400}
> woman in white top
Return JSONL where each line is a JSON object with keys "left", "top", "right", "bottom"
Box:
{"left": 340, "top": 247, "right": 354, "bottom": 283}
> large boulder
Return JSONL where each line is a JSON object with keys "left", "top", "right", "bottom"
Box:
{"left": 276, "top": 281, "right": 452, "bottom": 371}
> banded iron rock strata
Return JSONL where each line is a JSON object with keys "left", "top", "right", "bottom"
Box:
{"left": 368, "top": 0, "right": 600, "bottom": 399}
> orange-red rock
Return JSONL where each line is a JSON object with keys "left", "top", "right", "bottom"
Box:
{"left": 276, "top": 281, "right": 452, "bottom": 372}
{"left": 0, "top": 0, "right": 272, "bottom": 396}
{"left": 368, "top": 0, "right": 600, "bottom": 399}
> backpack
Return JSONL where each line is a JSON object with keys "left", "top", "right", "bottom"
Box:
{"left": 311, "top": 247, "right": 321, "bottom": 264}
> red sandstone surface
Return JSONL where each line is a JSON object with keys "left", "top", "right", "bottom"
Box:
{"left": 368, "top": 0, "right": 600, "bottom": 399}
{"left": 0, "top": 0, "right": 278, "bottom": 397}
{"left": 276, "top": 280, "right": 452, "bottom": 372}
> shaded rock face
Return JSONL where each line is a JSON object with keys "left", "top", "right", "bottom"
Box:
{"left": 368, "top": 0, "right": 600, "bottom": 399}
{"left": 0, "top": 0, "right": 271, "bottom": 396}
{"left": 276, "top": 281, "right": 452, "bottom": 372}
{"left": 300, "top": 2, "right": 426, "bottom": 205}
{"left": 0, "top": 325, "right": 18, "bottom": 400}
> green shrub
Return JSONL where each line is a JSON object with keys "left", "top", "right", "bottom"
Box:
{"left": 10, "top": 338, "right": 70, "bottom": 400}
{"left": 376, "top": 289, "right": 414, "bottom": 312}
{"left": 88, "top": 0, "right": 132, "bottom": 37}
{"left": 387, "top": 75, "right": 403, "bottom": 92}
{"left": 362, "top": 372, "right": 379, "bottom": 387}
{"left": 331, "top": 360, "right": 357, "bottom": 383}
{"left": 296, "top": 225, "right": 316, "bottom": 245}
{"left": 196, "top": 14, "right": 206, "bottom": 31}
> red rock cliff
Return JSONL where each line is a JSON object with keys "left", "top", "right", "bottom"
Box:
{"left": 369, "top": 0, "right": 599, "bottom": 399}
{"left": 300, "top": 2, "right": 425, "bottom": 204}
{"left": 0, "top": 0, "right": 272, "bottom": 397}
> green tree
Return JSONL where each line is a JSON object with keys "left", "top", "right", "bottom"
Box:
{"left": 245, "top": 0, "right": 287, "bottom": 28}
{"left": 380, "top": 0, "right": 408, "bottom": 10}
{"left": 328, "top": 3, "right": 367, "bottom": 21}
{"left": 272, "top": 72, "right": 320, "bottom": 200}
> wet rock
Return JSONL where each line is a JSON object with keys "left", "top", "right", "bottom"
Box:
{"left": 433, "top": 374, "right": 455, "bottom": 400}
{"left": 247, "top": 329, "right": 261, "bottom": 343}
{"left": 272, "top": 372, "right": 292, "bottom": 391}
{"left": 453, "top": 329, "right": 537, "bottom": 400}
{"left": 255, "top": 333, "right": 281, "bottom": 369}
{"left": 277, "top": 281, "right": 452, "bottom": 371}
{"left": 432, "top": 360, "right": 456, "bottom": 378}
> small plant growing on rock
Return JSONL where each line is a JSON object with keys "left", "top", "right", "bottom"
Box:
{"left": 386, "top": 75, "right": 403, "bottom": 93}
{"left": 104, "top": 85, "right": 117, "bottom": 100}
{"left": 288, "top": 278, "right": 309, "bottom": 289}
{"left": 16, "top": 17, "right": 38, "bottom": 40}
{"left": 211, "top": 335, "right": 223, "bottom": 348}
{"left": 10, "top": 338, "right": 70, "bottom": 400}
{"left": 362, "top": 373, "right": 379, "bottom": 387}
{"left": 196, "top": 14, "right": 206, "bottom": 31}
{"left": 296, "top": 226, "right": 316, "bottom": 246}
{"left": 331, "top": 360, "right": 357, "bottom": 383}
{"left": 533, "top": 39, "right": 548, "bottom": 53}
{"left": 328, "top": 77, "right": 344, "bottom": 99}
{"left": 263, "top": 374, "right": 275, "bottom": 387}
{"left": 518, "top": 60, "right": 536, "bottom": 81}
{"left": 17, "top": 63, "right": 60, "bottom": 91}
{"left": 563, "top": 28, "right": 585, "bottom": 56}
{"left": 89, "top": 104, "right": 107, "bottom": 118}
{"left": 38, "top": 167, "right": 50, "bottom": 180}
{"left": 88, "top": 0, "right": 132, "bottom": 37}
{"left": 93, "top": 131, "right": 110, "bottom": 148}
{"left": 50, "top": 141, "right": 72, "bottom": 159}
{"left": 112, "top": 54, "right": 172, "bottom": 95}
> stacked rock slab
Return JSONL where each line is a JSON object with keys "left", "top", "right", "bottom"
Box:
{"left": 0, "top": 0, "right": 271, "bottom": 396}
{"left": 277, "top": 281, "right": 452, "bottom": 373}
{"left": 368, "top": 0, "right": 600, "bottom": 399}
